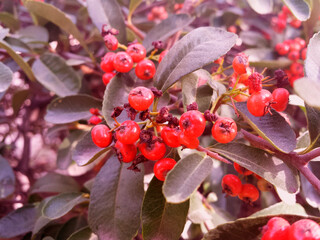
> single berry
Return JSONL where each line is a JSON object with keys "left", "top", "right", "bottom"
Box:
{"left": 102, "top": 72, "right": 116, "bottom": 85}
{"left": 159, "top": 50, "right": 168, "bottom": 63}
{"left": 100, "top": 52, "right": 115, "bottom": 72}
{"left": 135, "top": 59, "right": 156, "bottom": 80}
{"left": 248, "top": 72, "right": 263, "bottom": 94}
{"left": 128, "top": 86, "right": 154, "bottom": 111}
{"left": 295, "top": 38, "right": 306, "bottom": 48}
{"left": 153, "top": 158, "right": 176, "bottom": 181}
{"left": 232, "top": 53, "right": 249, "bottom": 75}
{"left": 289, "top": 219, "right": 320, "bottom": 240}
{"left": 211, "top": 117, "right": 237, "bottom": 143}
{"left": 179, "top": 110, "right": 206, "bottom": 137}
{"left": 234, "top": 83, "right": 249, "bottom": 102}
{"left": 261, "top": 217, "right": 290, "bottom": 240}
{"left": 221, "top": 174, "right": 242, "bottom": 197}
{"left": 89, "top": 115, "right": 102, "bottom": 125}
{"left": 178, "top": 131, "right": 199, "bottom": 149}
{"left": 233, "top": 162, "right": 253, "bottom": 176}
{"left": 126, "top": 43, "right": 146, "bottom": 63}
{"left": 290, "top": 62, "right": 304, "bottom": 76}
{"left": 239, "top": 72, "right": 250, "bottom": 86}
{"left": 90, "top": 108, "right": 100, "bottom": 116}
{"left": 113, "top": 52, "right": 133, "bottom": 73}
{"left": 289, "top": 42, "right": 302, "bottom": 52}
{"left": 91, "top": 125, "right": 113, "bottom": 148}
{"left": 238, "top": 183, "right": 259, "bottom": 203}
{"left": 138, "top": 137, "right": 166, "bottom": 161}
{"left": 116, "top": 120, "right": 140, "bottom": 144}
{"left": 114, "top": 141, "right": 137, "bottom": 163}
{"left": 272, "top": 17, "right": 286, "bottom": 33}
{"left": 272, "top": 88, "right": 289, "bottom": 112}
{"left": 275, "top": 42, "right": 290, "bottom": 55}
{"left": 290, "top": 19, "right": 302, "bottom": 28}
{"left": 288, "top": 50, "right": 300, "bottom": 61}
{"left": 104, "top": 34, "right": 118, "bottom": 51}
{"left": 161, "top": 127, "right": 181, "bottom": 148}
{"left": 301, "top": 48, "right": 307, "bottom": 60}
{"left": 247, "top": 89, "right": 273, "bottom": 117}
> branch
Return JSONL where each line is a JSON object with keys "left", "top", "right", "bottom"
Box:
{"left": 298, "top": 165, "right": 320, "bottom": 193}
{"left": 197, "top": 145, "right": 231, "bottom": 164}
{"left": 126, "top": 21, "right": 145, "bottom": 40}
{"left": 299, "top": 147, "right": 320, "bottom": 165}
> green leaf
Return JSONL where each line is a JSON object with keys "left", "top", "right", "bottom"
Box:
{"left": 247, "top": 0, "right": 273, "bottom": 14}
{"left": 88, "top": 156, "right": 144, "bottom": 240}
{"left": 283, "top": 0, "right": 311, "bottom": 21}
{"left": 143, "top": 14, "right": 195, "bottom": 52}
{"left": 236, "top": 102, "right": 296, "bottom": 153}
{"left": 43, "top": 192, "right": 88, "bottom": 219}
{"left": 142, "top": 177, "right": 189, "bottom": 240}
{"left": 72, "top": 129, "right": 111, "bottom": 166}
{"left": 24, "top": 1, "right": 92, "bottom": 57}
{"left": 250, "top": 202, "right": 307, "bottom": 217}
{"left": 304, "top": 104, "right": 320, "bottom": 150}
{"left": 0, "top": 205, "right": 37, "bottom": 238}
{"left": 30, "top": 173, "right": 80, "bottom": 194}
{"left": 12, "top": 89, "right": 30, "bottom": 116}
{"left": 154, "top": 27, "right": 237, "bottom": 92}
{"left": 210, "top": 143, "right": 300, "bottom": 193}
{"left": 0, "top": 61, "right": 13, "bottom": 92}
{"left": 45, "top": 94, "right": 102, "bottom": 124}
{"left": 0, "top": 155, "right": 15, "bottom": 199}
{"left": 87, "top": 0, "right": 127, "bottom": 44}
{"left": 0, "top": 40, "right": 36, "bottom": 81}
{"left": 56, "top": 216, "right": 88, "bottom": 240}
{"left": 0, "top": 12, "right": 20, "bottom": 31}
{"left": 32, "top": 53, "right": 82, "bottom": 97}
{"left": 163, "top": 153, "right": 213, "bottom": 203}
{"left": 294, "top": 77, "right": 320, "bottom": 109}
{"left": 305, "top": 31, "right": 320, "bottom": 82}
{"left": 67, "top": 227, "right": 98, "bottom": 240}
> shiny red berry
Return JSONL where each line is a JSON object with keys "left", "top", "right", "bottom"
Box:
{"left": 114, "top": 141, "right": 137, "bottom": 163}
{"left": 178, "top": 131, "right": 199, "bottom": 149}
{"left": 288, "top": 50, "right": 300, "bottom": 61}
{"left": 301, "top": 48, "right": 307, "bottom": 60}
{"left": 159, "top": 50, "right": 168, "bottom": 63}
{"left": 91, "top": 125, "right": 113, "bottom": 148}
{"left": 247, "top": 89, "right": 273, "bottom": 117}
{"left": 138, "top": 137, "right": 166, "bottom": 161}
{"left": 261, "top": 217, "right": 290, "bottom": 240}
{"left": 153, "top": 158, "right": 176, "bottom": 181}
{"left": 102, "top": 72, "right": 116, "bottom": 85}
{"left": 211, "top": 117, "right": 237, "bottom": 143}
{"left": 234, "top": 162, "right": 253, "bottom": 176}
{"left": 128, "top": 86, "right": 154, "bottom": 111}
{"left": 289, "top": 219, "right": 320, "bottom": 240}
{"left": 221, "top": 174, "right": 242, "bottom": 197}
{"left": 238, "top": 183, "right": 259, "bottom": 203}
{"left": 179, "top": 110, "right": 206, "bottom": 137}
{"left": 161, "top": 127, "right": 181, "bottom": 148}
{"left": 104, "top": 34, "right": 118, "bottom": 51}
{"left": 126, "top": 43, "right": 146, "bottom": 63}
{"left": 290, "top": 62, "right": 304, "bottom": 76}
{"left": 135, "top": 59, "right": 156, "bottom": 80}
{"left": 248, "top": 72, "right": 263, "bottom": 94}
{"left": 116, "top": 120, "right": 140, "bottom": 144}
{"left": 294, "top": 38, "right": 306, "bottom": 48}
{"left": 272, "top": 88, "right": 289, "bottom": 112}
{"left": 100, "top": 52, "right": 115, "bottom": 72}
{"left": 275, "top": 42, "right": 290, "bottom": 55}
{"left": 113, "top": 52, "right": 133, "bottom": 73}
{"left": 232, "top": 53, "right": 249, "bottom": 74}
{"left": 89, "top": 115, "right": 102, "bottom": 125}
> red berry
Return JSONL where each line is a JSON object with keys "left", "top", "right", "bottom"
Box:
{"left": 290, "top": 42, "right": 302, "bottom": 52}
{"left": 290, "top": 19, "right": 302, "bottom": 28}
{"left": 238, "top": 183, "right": 259, "bottom": 203}
{"left": 153, "top": 158, "right": 176, "bottom": 181}
{"left": 104, "top": 34, "right": 118, "bottom": 51}
{"left": 301, "top": 48, "right": 307, "bottom": 60}
{"left": 248, "top": 72, "right": 263, "bottom": 94}
{"left": 247, "top": 89, "right": 273, "bottom": 117}
{"left": 262, "top": 217, "right": 290, "bottom": 240}
{"left": 221, "top": 174, "right": 242, "bottom": 197}
{"left": 116, "top": 120, "right": 140, "bottom": 144}
{"left": 161, "top": 127, "right": 181, "bottom": 148}
{"left": 233, "top": 162, "right": 253, "bottom": 176}
{"left": 179, "top": 110, "right": 206, "bottom": 138}
{"left": 294, "top": 38, "right": 306, "bottom": 48}
{"left": 275, "top": 42, "right": 290, "bottom": 55}
{"left": 159, "top": 50, "right": 168, "bottom": 63}
{"left": 239, "top": 72, "right": 250, "bottom": 86}
{"left": 114, "top": 141, "right": 137, "bottom": 163}
{"left": 138, "top": 137, "right": 166, "bottom": 161}
{"left": 232, "top": 53, "right": 249, "bottom": 75}
{"left": 113, "top": 52, "right": 133, "bottom": 73}
{"left": 128, "top": 86, "right": 154, "bottom": 111}
{"left": 288, "top": 50, "right": 300, "bottom": 61}
{"left": 89, "top": 115, "right": 102, "bottom": 125}
{"left": 135, "top": 59, "right": 156, "bottom": 80}
{"left": 272, "top": 88, "right": 289, "bottom": 112}
{"left": 234, "top": 83, "right": 249, "bottom": 102}
{"left": 91, "top": 125, "right": 113, "bottom": 148}
{"left": 100, "top": 52, "right": 115, "bottom": 72}
{"left": 289, "top": 75, "right": 301, "bottom": 87}
{"left": 90, "top": 108, "right": 100, "bottom": 115}
{"left": 282, "top": 5, "right": 292, "bottom": 16}
{"left": 211, "top": 117, "right": 237, "bottom": 143}
{"left": 228, "top": 25, "right": 237, "bottom": 33}
{"left": 290, "top": 62, "right": 304, "bottom": 76}
{"left": 102, "top": 72, "right": 116, "bottom": 85}
{"left": 126, "top": 43, "right": 146, "bottom": 63}
{"left": 272, "top": 17, "right": 286, "bottom": 33}
{"left": 178, "top": 131, "right": 199, "bottom": 149}
{"left": 289, "top": 219, "right": 320, "bottom": 240}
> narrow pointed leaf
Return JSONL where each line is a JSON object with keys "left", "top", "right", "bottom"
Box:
{"left": 0, "top": 155, "right": 15, "bottom": 199}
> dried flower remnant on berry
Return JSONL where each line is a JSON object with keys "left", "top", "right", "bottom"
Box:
{"left": 139, "top": 130, "right": 153, "bottom": 144}
{"left": 187, "top": 102, "right": 198, "bottom": 111}
{"left": 274, "top": 69, "right": 289, "bottom": 87}
{"left": 124, "top": 103, "right": 138, "bottom": 120}
{"left": 111, "top": 106, "right": 124, "bottom": 118}
{"left": 204, "top": 110, "right": 218, "bottom": 122}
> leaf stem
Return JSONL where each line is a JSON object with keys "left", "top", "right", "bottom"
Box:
{"left": 196, "top": 146, "right": 231, "bottom": 164}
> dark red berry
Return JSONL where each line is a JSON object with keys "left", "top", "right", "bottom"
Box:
{"left": 138, "top": 137, "right": 166, "bottom": 161}
{"left": 232, "top": 53, "right": 249, "bottom": 75}
{"left": 161, "top": 127, "right": 181, "bottom": 148}
{"left": 102, "top": 72, "right": 116, "bottom": 85}
{"left": 100, "top": 52, "right": 115, "bottom": 72}
{"left": 135, "top": 59, "right": 156, "bottom": 80}
{"left": 114, "top": 141, "right": 137, "bottom": 163}
{"left": 261, "top": 217, "right": 290, "bottom": 240}
{"left": 89, "top": 115, "right": 102, "bottom": 125}
{"left": 113, "top": 52, "right": 133, "bottom": 73}
{"left": 290, "top": 19, "right": 302, "bottom": 28}
{"left": 233, "top": 162, "right": 253, "bottom": 176}
{"left": 91, "top": 125, "right": 113, "bottom": 148}
{"left": 159, "top": 50, "right": 168, "bottom": 63}
{"left": 272, "top": 88, "right": 289, "bottom": 112}
{"left": 128, "top": 86, "right": 154, "bottom": 111}
{"left": 289, "top": 219, "right": 320, "bottom": 240}
{"left": 238, "top": 183, "right": 259, "bottom": 203}
{"left": 247, "top": 89, "right": 273, "bottom": 117}
{"left": 116, "top": 120, "right": 140, "bottom": 144}
{"left": 179, "top": 110, "right": 206, "bottom": 137}
{"left": 153, "top": 158, "right": 176, "bottom": 181}
{"left": 126, "top": 43, "right": 146, "bottom": 63}
{"left": 288, "top": 50, "right": 300, "bottom": 61}
{"left": 178, "top": 131, "right": 199, "bottom": 149}
{"left": 275, "top": 42, "right": 290, "bottom": 55}
{"left": 221, "top": 174, "right": 242, "bottom": 197}
{"left": 248, "top": 72, "right": 263, "bottom": 94}
{"left": 211, "top": 117, "right": 237, "bottom": 143}
{"left": 104, "top": 34, "right": 118, "bottom": 51}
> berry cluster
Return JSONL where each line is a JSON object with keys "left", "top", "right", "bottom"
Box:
{"left": 261, "top": 217, "right": 320, "bottom": 240}
{"left": 271, "top": 5, "right": 301, "bottom": 33}
{"left": 147, "top": 6, "right": 168, "bottom": 21}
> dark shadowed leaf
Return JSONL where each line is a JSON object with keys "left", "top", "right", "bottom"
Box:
{"left": 87, "top": 0, "right": 126, "bottom": 44}
{"left": 294, "top": 77, "right": 320, "bottom": 109}
{"left": 304, "top": 104, "right": 320, "bottom": 150}
{"left": 43, "top": 192, "right": 88, "bottom": 219}
{"left": 247, "top": 0, "right": 273, "bottom": 14}
{"left": 210, "top": 143, "right": 300, "bottom": 193}
{"left": 283, "top": 0, "right": 311, "bottom": 21}
{"left": 154, "top": 27, "right": 237, "bottom": 92}
{"left": 142, "top": 177, "right": 189, "bottom": 240}
{"left": 236, "top": 102, "right": 296, "bottom": 153}
{"left": 305, "top": 31, "right": 320, "bottom": 82}
{"left": 0, "top": 205, "right": 37, "bottom": 238}
{"left": 88, "top": 156, "right": 144, "bottom": 240}
{"left": 45, "top": 95, "right": 102, "bottom": 124}
{"left": 0, "top": 62, "right": 13, "bottom": 93}
{"left": 32, "top": 197, "right": 54, "bottom": 236}
{"left": 143, "top": 14, "right": 195, "bottom": 52}
{"left": 56, "top": 216, "right": 88, "bottom": 240}
{"left": 0, "top": 12, "right": 20, "bottom": 31}
{"left": 12, "top": 89, "right": 30, "bottom": 116}
{"left": 67, "top": 227, "right": 98, "bottom": 240}
{"left": 163, "top": 153, "right": 213, "bottom": 203}
{"left": 0, "top": 155, "right": 15, "bottom": 199}
{"left": 30, "top": 173, "right": 80, "bottom": 194}
{"left": 32, "top": 53, "right": 81, "bottom": 97}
